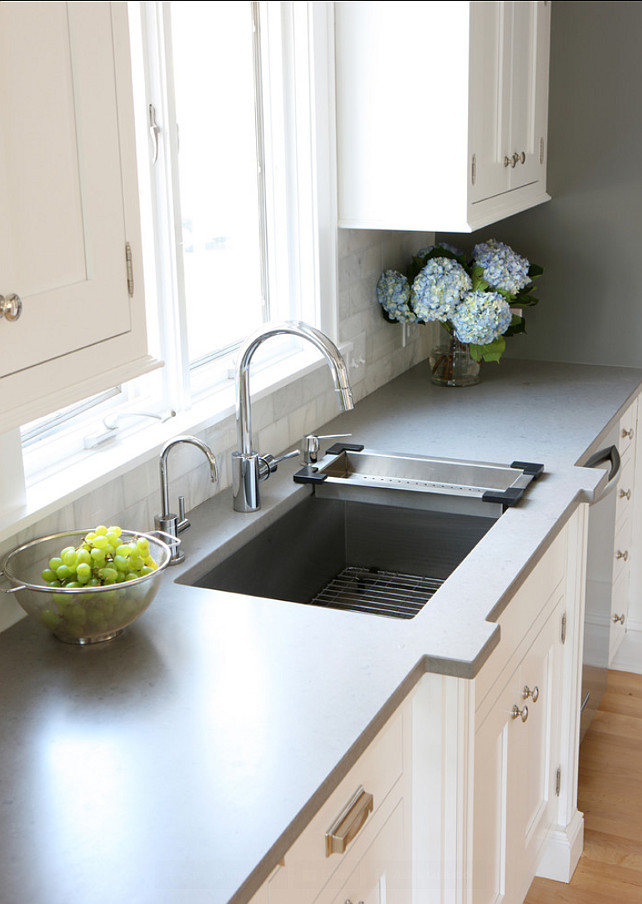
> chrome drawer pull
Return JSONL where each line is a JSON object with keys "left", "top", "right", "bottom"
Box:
{"left": 522, "top": 685, "right": 539, "bottom": 702}
{"left": 325, "top": 786, "right": 374, "bottom": 857}
{"left": 619, "top": 488, "right": 631, "bottom": 500}
{"left": 511, "top": 705, "right": 529, "bottom": 723}
{"left": 612, "top": 613, "right": 626, "bottom": 625}
{"left": 621, "top": 427, "right": 634, "bottom": 440}
{"left": 616, "top": 549, "right": 629, "bottom": 562}
{"left": 0, "top": 293, "right": 22, "bottom": 322}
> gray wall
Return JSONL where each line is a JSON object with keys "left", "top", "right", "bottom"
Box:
{"left": 441, "top": 1, "right": 642, "bottom": 366}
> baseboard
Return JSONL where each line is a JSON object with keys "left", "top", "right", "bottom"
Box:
{"left": 536, "top": 810, "right": 584, "bottom": 883}
{"left": 611, "top": 627, "right": 642, "bottom": 674}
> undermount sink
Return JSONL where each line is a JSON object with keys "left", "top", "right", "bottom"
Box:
{"left": 179, "top": 447, "right": 542, "bottom": 620}
{"left": 182, "top": 494, "right": 497, "bottom": 619}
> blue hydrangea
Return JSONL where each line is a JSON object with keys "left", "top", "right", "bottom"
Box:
{"left": 376, "top": 270, "right": 416, "bottom": 322}
{"left": 473, "top": 239, "right": 531, "bottom": 295}
{"left": 411, "top": 258, "right": 472, "bottom": 322}
{"left": 450, "top": 290, "right": 512, "bottom": 345}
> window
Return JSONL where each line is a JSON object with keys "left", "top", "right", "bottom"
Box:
{"left": 19, "top": 1, "right": 337, "bottom": 485}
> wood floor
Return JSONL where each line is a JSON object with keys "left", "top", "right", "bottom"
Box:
{"left": 525, "top": 670, "right": 642, "bottom": 904}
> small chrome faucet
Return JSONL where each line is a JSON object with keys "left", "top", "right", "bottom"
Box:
{"left": 233, "top": 321, "right": 354, "bottom": 512}
{"left": 154, "top": 435, "right": 218, "bottom": 564}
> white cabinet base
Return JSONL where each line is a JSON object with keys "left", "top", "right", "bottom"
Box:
{"left": 536, "top": 810, "right": 585, "bottom": 884}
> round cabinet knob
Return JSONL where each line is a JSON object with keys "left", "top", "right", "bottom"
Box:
{"left": 616, "top": 549, "right": 629, "bottom": 562}
{"left": 619, "top": 488, "right": 632, "bottom": 501}
{"left": 519, "top": 151, "right": 526, "bottom": 164}
{"left": 511, "top": 704, "right": 529, "bottom": 722}
{"left": 510, "top": 152, "right": 520, "bottom": 168}
{"left": 612, "top": 613, "right": 626, "bottom": 625}
{"left": 0, "top": 293, "right": 22, "bottom": 322}
{"left": 522, "top": 684, "right": 540, "bottom": 702}
{"left": 621, "top": 427, "right": 634, "bottom": 440}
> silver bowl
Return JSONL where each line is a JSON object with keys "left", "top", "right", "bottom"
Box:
{"left": 1, "top": 529, "right": 173, "bottom": 644}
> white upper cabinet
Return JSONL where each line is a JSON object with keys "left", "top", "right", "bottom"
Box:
{"left": 0, "top": 1, "right": 156, "bottom": 433}
{"left": 335, "top": 1, "right": 551, "bottom": 233}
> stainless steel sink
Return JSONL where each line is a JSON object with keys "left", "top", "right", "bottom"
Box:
{"left": 180, "top": 447, "right": 542, "bottom": 619}
{"left": 180, "top": 494, "right": 497, "bottom": 619}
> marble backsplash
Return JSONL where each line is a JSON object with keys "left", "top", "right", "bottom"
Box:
{"left": 0, "top": 229, "right": 435, "bottom": 631}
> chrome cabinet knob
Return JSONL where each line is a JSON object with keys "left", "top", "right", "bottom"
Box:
{"left": 522, "top": 684, "right": 539, "bottom": 702}
{"left": 621, "top": 427, "right": 634, "bottom": 439}
{"left": 619, "top": 488, "right": 632, "bottom": 500}
{"left": 0, "top": 293, "right": 22, "bottom": 321}
{"left": 612, "top": 613, "right": 626, "bottom": 625}
{"left": 616, "top": 549, "right": 629, "bottom": 562}
{"left": 511, "top": 704, "right": 529, "bottom": 722}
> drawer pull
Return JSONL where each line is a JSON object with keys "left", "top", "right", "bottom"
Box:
{"left": 325, "top": 786, "right": 374, "bottom": 857}
{"left": 511, "top": 704, "right": 529, "bottom": 723}
{"left": 522, "top": 685, "right": 539, "bottom": 702}
{"left": 621, "top": 427, "right": 634, "bottom": 440}
{"left": 616, "top": 549, "right": 629, "bottom": 562}
{"left": 619, "top": 488, "right": 632, "bottom": 500}
{"left": 612, "top": 613, "right": 626, "bottom": 625}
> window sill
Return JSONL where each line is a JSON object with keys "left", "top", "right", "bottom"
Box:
{"left": 0, "top": 342, "right": 353, "bottom": 547}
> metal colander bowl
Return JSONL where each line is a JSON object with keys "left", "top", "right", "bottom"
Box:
{"left": 0, "top": 529, "right": 173, "bottom": 645}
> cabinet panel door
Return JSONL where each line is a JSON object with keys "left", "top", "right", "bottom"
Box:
{"left": 507, "top": 0, "right": 550, "bottom": 191}
{"left": 0, "top": 1, "right": 131, "bottom": 378}
{"left": 509, "top": 603, "right": 562, "bottom": 902}
{"left": 468, "top": 1, "right": 510, "bottom": 204}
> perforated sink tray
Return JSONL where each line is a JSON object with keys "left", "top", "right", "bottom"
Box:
{"left": 294, "top": 446, "right": 543, "bottom": 507}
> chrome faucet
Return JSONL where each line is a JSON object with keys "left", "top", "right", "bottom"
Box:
{"left": 154, "top": 435, "right": 218, "bottom": 564}
{"left": 233, "top": 321, "right": 354, "bottom": 512}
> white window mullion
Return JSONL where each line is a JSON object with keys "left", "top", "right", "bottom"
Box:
{"left": 139, "top": 1, "right": 191, "bottom": 411}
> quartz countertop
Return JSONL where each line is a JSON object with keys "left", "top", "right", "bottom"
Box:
{"left": 1, "top": 359, "right": 641, "bottom": 904}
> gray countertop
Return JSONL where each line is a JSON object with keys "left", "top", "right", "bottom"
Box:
{"left": 1, "top": 359, "right": 641, "bottom": 904}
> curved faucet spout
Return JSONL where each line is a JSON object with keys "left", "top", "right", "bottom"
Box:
{"left": 236, "top": 321, "right": 354, "bottom": 457}
{"left": 233, "top": 321, "right": 354, "bottom": 512}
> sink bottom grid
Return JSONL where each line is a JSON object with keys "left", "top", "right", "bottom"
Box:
{"left": 310, "top": 566, "right": 444, "bottom": 619}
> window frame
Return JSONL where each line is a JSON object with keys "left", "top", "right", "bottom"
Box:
{"left": 5, "top": 0, "right": 339, "bottom": 541}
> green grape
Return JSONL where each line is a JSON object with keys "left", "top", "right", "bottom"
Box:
{"left": 94, "top": 525, "right": 108, "bottom": 536}
{"left": 116, "top": 544, "right": 132, "bottom": 558}
{"left": 76, "top": 548, "right": 92, "bottom": 566}
{"left": 55, "top": 564, "right": 74, "bottom": 582}
{"left": 41, "top": 567, "right": 57, "bottom": 583}
{"left": 92, "top": 535, "right": 109, "bottom": 551}
{"left": 48, "top": 557, "right": 64, "bottom": 573}
{"left": 136, "top": 537, "right": 149, "bottom": 554}
{"left": 76, "top": 563, "right": 92, "bottom": 583}
{"left": 90, "top": 547, "right": 106, "bottom": 564}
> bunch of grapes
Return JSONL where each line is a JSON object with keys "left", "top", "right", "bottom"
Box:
{"left": 41, "top": 525, "right": 158, "bottom": 588}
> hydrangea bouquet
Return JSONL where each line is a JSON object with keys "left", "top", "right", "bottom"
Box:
{"left": 376, "top": 239, "right": 542, "bottom": 366}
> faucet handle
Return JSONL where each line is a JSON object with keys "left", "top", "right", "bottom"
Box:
{"left": 303, "top": 433, "right": 352, "bottom": 465}
{"left": 258, "top": 449, "right": 301, "bottom": 481}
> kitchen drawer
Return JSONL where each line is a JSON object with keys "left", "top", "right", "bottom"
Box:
{"left": 475, "top": 522, "right": 567, "bottom": 716}
{"left": 615, "top": 452, "right": 635, "bottom": 528}
{"left": 265, "top": 705, "right": 406, "bottom": 904}
{"left": 618, "top": 400, "right": 638, "bottom": 456}
{"left": 613, "top": 515, "right": 633, "bottom": 585}
{"left": 609, "top": 562, "right": 630, "bottom": 663}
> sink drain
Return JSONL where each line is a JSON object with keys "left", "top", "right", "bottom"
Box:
{"left": 310, "top": 566, "right": 443, "bottom": 619}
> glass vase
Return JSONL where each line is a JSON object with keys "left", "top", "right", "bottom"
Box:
{"left": 429, "top": 331, "right": 480, "bottom": 387}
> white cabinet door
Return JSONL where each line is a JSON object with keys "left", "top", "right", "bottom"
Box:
{"left": 469, "top": 1, "right": 550, "bottom": 205}
{"left": 0, "top": 1, "right": 155, "bottom": 432}
{"left": 335, "top": 1, "right": 551, "bottom": 233}
{"left": 473, "top": 599, "right": 564, "bottom": 904}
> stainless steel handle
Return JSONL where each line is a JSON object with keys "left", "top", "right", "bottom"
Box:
{"left": 325, "top": 786, "right": 374, "bottom": 857}
{"left": 258, "top": 449, "right": 300, "bottom": 481}
{"left": 616, "top": 549, "right": 629, "bottom": 562}
{"left": 0, "top": 293, "right": 22, "bottom": 321}
{"left": 511, "top": 704, "right": 529, "bottom": 722}
{"left": 303, "top": 433, "right": 352, "bottom": 465}
{"left": 619, "top": 488, "right": 632, "bottom": 500}
{"left": 612, "top": 613, "right": 626, "bottom": 625}
{"left": 522, "top": 685, "right": 539, "bottom": 702}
